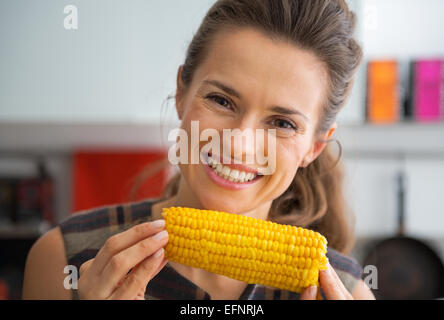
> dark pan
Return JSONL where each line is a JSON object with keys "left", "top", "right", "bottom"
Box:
{"left": 363, "top": 171, "right": 444, "bottom": 300}
{"left": 364, "top": 235, "right": 444, "bottom": 299}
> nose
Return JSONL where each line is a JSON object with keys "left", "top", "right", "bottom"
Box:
{"left": 221, "top": 116, "right": 267, "bottom": 166}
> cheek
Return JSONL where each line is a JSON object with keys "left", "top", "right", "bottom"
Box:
{"left": 181, "top": 102, "right": 226, "bottom": 134}
{"left": 276, "top": 139, "right": 306, "bottom": 172}
{"left": 181, "top": 103, "right": 233, "bottom": 154}
{"left": 178, "top": 105, "right": 225, "bottom": 167}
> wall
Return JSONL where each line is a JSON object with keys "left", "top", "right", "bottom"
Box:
{"left": 361, "top": 0, "right": 444, "bottom": 58}
{"left": 0, "top": 0, "right": 212, "bottom": 122}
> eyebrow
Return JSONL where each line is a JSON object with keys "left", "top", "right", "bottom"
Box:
{"left": 202, "top": 79, "right": 309, "bottom": 121}
{"left": 203, "top": 79, "right": 242, "bottom": 99}
{"left": 269, "top": 106, "right": 309, "bottom": 121}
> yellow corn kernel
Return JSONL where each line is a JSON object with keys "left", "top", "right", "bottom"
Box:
{"left": 162, "top": 207, "right": 328, "bottom": 293}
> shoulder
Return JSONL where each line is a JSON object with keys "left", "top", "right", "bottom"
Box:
{"left": 59, "top": 199, "right": 155, "bottom": 235}
{"left": 325, "top": 246, "right": 363, "bottom": 294}
{"left": 326, "top": 246, "right": 363, "bottom": 278}
{"left": 23, "top": 226, "right": 71, "bottom": 299}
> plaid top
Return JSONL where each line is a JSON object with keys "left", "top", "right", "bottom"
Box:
{"left": 58, "top": 198, "right": 363, "bottom": 300}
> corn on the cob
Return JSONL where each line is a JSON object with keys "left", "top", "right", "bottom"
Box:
{"left": 161, "top": 206, "right": 328, "bottom": 293}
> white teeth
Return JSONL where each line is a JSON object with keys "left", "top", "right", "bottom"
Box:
{"left": 208, "top": 161, "right": 257, "bottom": 183}
{"left": 208, "top": 157, "right": 218, "bottom": 168}
{"left": 206, "top": 154, "right": 259, "bottom": 183}
{"left": 230, "top": 170, "right": 239, "bottom": 180}
{"left": 222, "top": 166, "right": 231, "bottom": 177}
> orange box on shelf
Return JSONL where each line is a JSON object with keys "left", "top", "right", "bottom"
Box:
{"left": 366, "top": 60, "right": 399, "bottom": 124}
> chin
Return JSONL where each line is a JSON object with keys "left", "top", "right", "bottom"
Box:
{"left": 196, "top": 192, "right": 250, "bottom": 214}
{"left": 200, "top": 179, "right": 262, "bottom": 214}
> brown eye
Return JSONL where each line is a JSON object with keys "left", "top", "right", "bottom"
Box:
{"left": 207, "top": 94, "right": 232, "bottom": 110}
{"left": 272, "top": 118, "right": 297, "bottom": 130}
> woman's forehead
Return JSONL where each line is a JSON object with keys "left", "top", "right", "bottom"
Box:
{"left": 193, "top": 28, "right": 328, "bottom": 117}
{"left": 205, "top": 28, "right": 325, "bottom": 76}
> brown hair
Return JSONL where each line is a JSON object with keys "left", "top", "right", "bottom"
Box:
{"left": 132, "top": 0, "right": 362, "bottom": 254}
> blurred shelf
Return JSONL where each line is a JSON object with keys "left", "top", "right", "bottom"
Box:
{"left": 336, "top": 121, "right": 444, "bottom": 159}
{"left": 0, "top": 120, "right": 443, "bottom": 158}
{"left": 0, "top": 221, "right": 50, "bottom": 239}
{"left": 0, "top": 121, "right": 178, "bottom": 154}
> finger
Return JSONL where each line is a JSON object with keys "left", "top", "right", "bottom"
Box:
{"left": 97, "top": 230, "right": 169, "bottom": 295}
{"left": 134, "top": 293, "right": 145, "bottom": 300}
{"left": 319, "top": 263, "right": 347, "bottom": 300}
{"left": 127, "top": 257, "right": 168, "bottom": 286}
{"left": 153, "top": 258, "right": 168, "bottom": 275}
{"left": 109, "top": 247, "right": 166, "bottom": 300}
{"left": 79, "top": 258, "right": 94, "bottom": 276}
{"left": 130, "top": 252, "right": 167, "bottom": 275}
{"left": 299, "top": 286, "right": 317, "bottom": 300}
{"left": 78, "top": 259, "right": 97, "bottom": 297}
{"left": 91, "top": 219, "right": 166, "bottom": 275}
{"left": 135, "top": 287, "right": 146, "bottom": 300}
{"left": 326, "top": 263, "right": 353, "bottom": 299}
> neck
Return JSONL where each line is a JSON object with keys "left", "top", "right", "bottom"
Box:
{"left": 173, "top": 174, "right": 205, "bottom": 209}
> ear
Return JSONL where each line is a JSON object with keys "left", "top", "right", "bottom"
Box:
{"left": 301, "top": 122, "right": 337, "bottom": 168}
{"left": 175, "top": 65, "right": 185, "bottom": 120}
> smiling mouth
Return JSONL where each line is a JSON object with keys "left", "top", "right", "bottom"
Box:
{"left": 205, "top": 152, "right": 263, "bottom": 183}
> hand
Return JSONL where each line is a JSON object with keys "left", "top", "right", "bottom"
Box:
{"left": 77, "top": 219, "right": 169, "bottom": 300}
{"left": 300, "top": 262, "right": 354, "bottom": 300}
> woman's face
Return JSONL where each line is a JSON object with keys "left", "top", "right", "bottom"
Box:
{"left": 175, "top": 28, "right": 336, "bottom": 214}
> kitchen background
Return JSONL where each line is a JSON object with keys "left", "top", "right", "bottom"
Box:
{"left": 0, "top": 0, "right": 443, "bottom": 299}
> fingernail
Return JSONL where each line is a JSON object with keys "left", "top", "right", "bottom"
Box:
{"left": 154, "top": 248, "right": 164, "bottom": 258}
{"left": 150, "top": 219, "right": 165, "bottom": 228}
{"left": 153, "top": 230, "right": 168, "bottom": 241}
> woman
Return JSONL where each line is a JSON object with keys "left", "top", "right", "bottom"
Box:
{"left": 23, "top": 0, "right": 375, "bottom": 300}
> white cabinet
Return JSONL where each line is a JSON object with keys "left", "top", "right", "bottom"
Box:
{"left": 405, "top": 160, "right": 444, "bottom": 237}
{"left": 342, "top": 155, "right": 444, "bottom": 238}
{"left": 343, "top": 157, "right": 399, "bottom": 237}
